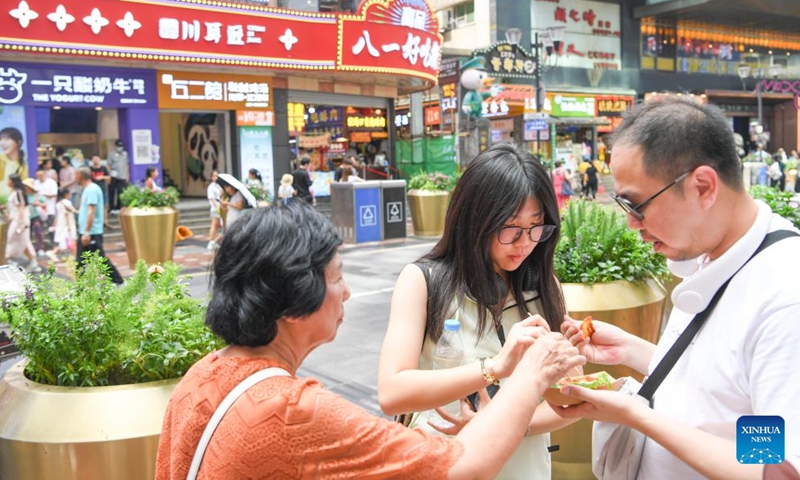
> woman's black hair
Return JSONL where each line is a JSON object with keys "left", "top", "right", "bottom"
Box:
{"left": 145, "top": 167, "right": 157, "bottom": 178}
{"left": 206, "top": 204, "right": 343, "bottom": 346}
{"left": 0, "top": 127, "right": 25, "bottom": 166}
{"left": 8, "top": 173, "right": 28, "bottom": 206}
{"left": 420, "top": 143, "right": 565, "bottom": 342}
{"left": 248, "top": 168, "right": 263, "bottom": 181}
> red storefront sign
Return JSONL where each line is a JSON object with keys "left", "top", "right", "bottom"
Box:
{"left": 424, "top": 105, "right": 440, "bottom": 126}
{"left": 2, "top": 0, "right": 441, "bottom": 84}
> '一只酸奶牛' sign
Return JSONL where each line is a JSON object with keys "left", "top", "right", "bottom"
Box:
{"left": 0, "top": 62, "right": 156, "bottom": 107}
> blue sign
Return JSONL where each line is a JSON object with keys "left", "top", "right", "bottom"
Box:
{"left": 737, "top": 416, "right": 784, "bottom": 465}
{"left": 353, "top": 186, "right": 381, "bottom": 243}
{"left": 525, "top": 119, "right": 548, "bottom": 132}
{"left": 0, "top": 62, "right": 157, "bottom": 108}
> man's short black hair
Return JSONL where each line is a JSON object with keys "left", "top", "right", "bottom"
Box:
{"left": 300, "top": 158, "right": 310, "bottom": 166}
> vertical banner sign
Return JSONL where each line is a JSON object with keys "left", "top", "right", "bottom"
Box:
{"left": 131, "top": 129, "right": 154, "bottom": 165}
{"left": 238, "top": 126, "right": 274, "bottom": 198}
{"left": 439, "top": 57, "right": 460, "bottom": 131}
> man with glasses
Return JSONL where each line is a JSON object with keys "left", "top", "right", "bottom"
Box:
{"left": 554, "top": 96, "right": 800, "bottom": 479}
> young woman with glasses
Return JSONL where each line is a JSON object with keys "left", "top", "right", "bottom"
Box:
{"left": 378, "top": 144, "right": 581, "bottom": 478}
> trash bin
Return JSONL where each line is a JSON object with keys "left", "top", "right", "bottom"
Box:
{"left": 380, "top": 180, "right": 407, "bottom": 240}
{"left": 330, "top": 181, "right": 382, "bottom": 243}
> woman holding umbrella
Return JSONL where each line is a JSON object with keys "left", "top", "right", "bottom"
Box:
{"left": 217, "top": 173, "right": 257, "bottom": 229}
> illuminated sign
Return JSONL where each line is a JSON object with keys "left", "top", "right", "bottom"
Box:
{"left": 424, "top": 106, "right": 440, "bottom": 126}
{"left": 157, "top": 70, "right": 272, "bottom": 111}
{"left": 0, "top": 62, "right": 155, "bottom": 107}
{"left": 2, "top": 0, "right": 442, "bottom": 85}
{"left": 595, "top": 95, "right": 633, "bottom": 116}
{"left": 236, "top": 110, "right": 275, "bottom": 126}
{"left": 346, "top": 114, "right": 387, "bottom": 130}
{"left": 474, "top": 42, "right": 537, "bottom": 79}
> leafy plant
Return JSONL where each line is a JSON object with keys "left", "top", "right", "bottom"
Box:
{"left": 247, "top": 183, "right": 273, "bottom": 204}
{"left": 555, "top": 199, "right": 670, "bottom": 284}
{"left": 408, "top": 171, "right": 459, "bottom": 192}
{"left": 119, "top": 185, "right": 180, "bottom": 208}
{"left": 749, "top": 185, "right": 800, "bottom": 228}
{"left": 0, "top": 254, "right": 222, "bottom": 387}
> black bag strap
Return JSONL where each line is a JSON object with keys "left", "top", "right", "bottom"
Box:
{"left": 638, "top": 229, "right": 799, "bottom": 401}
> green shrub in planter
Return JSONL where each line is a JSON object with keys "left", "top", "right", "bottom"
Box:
{"left": 555, "top": 199, "right": 670, "bottom": 284}
{"left": 407, "top": 171, "right": 460, "bottom": 192}
{"left": 0, "top": 254, "right": 222, "bottom": 386}
{"left": 120, "top": 185, "right": 180, "bottom": 208}
{"left": 749, "top": 185, "right": 800, "bottom": 228}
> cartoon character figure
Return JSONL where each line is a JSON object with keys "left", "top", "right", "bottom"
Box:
{"left": 0, "top": 68, "right": 27, "bottom": 105}
{"left": 459, "top": 57, "right": 494, "bottom": 119}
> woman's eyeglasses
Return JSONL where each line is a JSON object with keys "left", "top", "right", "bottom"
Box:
{"left": 611, "top": 170, "right": 692, "bottom": 222}
{"left": 497, "top": 225, "right": 556, "bottom": 244}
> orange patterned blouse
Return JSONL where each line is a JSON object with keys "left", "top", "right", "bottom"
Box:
{"left": 155, "top": 353, "right": 463, "bottom": 479}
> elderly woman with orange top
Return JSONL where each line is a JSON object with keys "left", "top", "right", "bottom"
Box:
{"left": 155, "top": 204, "right": 584, "bottom": 479}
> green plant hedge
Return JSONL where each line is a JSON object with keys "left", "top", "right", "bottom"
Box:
{"left": 120, "top": 185, "right": 180, "bottom": 208}
{"left": 555, "top": 199, "right": 670, "bottom": 284}
{"left": 1, "top": 254, "right": 222, "bottom": 386}
{"left": 749, "top": 185, "right": 800, "bottom": 228}
{"left": 407, "top": 171, "right": 459, "bottom": 192}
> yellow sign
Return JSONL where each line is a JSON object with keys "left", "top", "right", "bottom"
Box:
{"left": 346, "top": 115, "right": 386, "bottom": 129}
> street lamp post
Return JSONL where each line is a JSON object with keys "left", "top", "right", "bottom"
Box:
{"left": 531, "top": 27, "right": 563, "bottom": 161}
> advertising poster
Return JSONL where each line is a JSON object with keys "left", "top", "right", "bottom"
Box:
{"left": 131, "top": 129, "right": 155, "bottom": 165}
{"left": 238, "top": 126, "right": 274, "bottom": 198}
{"left": 309, "top": 171, "right": 335, "bottom": 198}
{"left": 183, "top": 113, "right": 227, "bottom": 197}
{"left": 0, "top": 105, "right": 29, "bottom": 204}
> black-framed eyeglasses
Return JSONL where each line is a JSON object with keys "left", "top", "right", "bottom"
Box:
{"left": 611, "top": 170, "right": 692, "bottom": 221}
{"left": 497, "top": 224, "right": 556, "bottom": 244}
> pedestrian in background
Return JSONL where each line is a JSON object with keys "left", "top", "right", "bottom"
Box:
{"left": 206, "top": 170, "right": 223, "bottom": 251}
{"left": 76, "top": 167, "right": 122, "bottom": 284}
{"left": 144, "top": 167, "right": 162, "bottom": 192}
{"left": 277, "top": 173, "right": 295, "bottom": 206}
{"left": 551, "top": 160, "right": 572, "bottom": 209}
{"left": 107, "top": 139, "right": 129, "bottom": 215}
{"left": 58, "top": 157, "right": 78, "bottom": 206}
{"left": 292, "top": 157, "right": 314, "bottom": 205}
{"left": 46, "top": 188, "right": 77, "bottom": 262}
{"left": 90, "top": 155, "right": 111, "bottom": 228}
{"left": 5, "top": 174, "right": 39, "bottom": 272}
{"left": 154, "top": 204, "right": 584, "bottom": 479}
{"left": 556, "top": 95, "right": 800, "bottom": 479}
{"left": 378, "top": 144, "right": 579, "bottom": 479}
{"left": 23, "top": 178, "right": 46, "bottom": 258}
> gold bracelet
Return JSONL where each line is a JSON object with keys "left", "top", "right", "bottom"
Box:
{"left": 480, "top": 357, "right": 500, "bottom": 386}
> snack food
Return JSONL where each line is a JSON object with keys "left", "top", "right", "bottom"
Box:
{"left": 580, "top": 316, "right": 595, "bottom": 339}
{"left": 542, "top": 371, "right": 616, "bottom": 406}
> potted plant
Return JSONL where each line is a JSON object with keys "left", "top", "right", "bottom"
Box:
{"left": 407, "top": 171, "right": 458, "bottom": 237}
{"left": 0, "top": 254, "right": 222, "bottom": 479}
{"left": 118, "top": 185, "right": 180, "bottom": 268}
{"left": 550, "top": 199, "right": 670, "bottom": 478}
{"left": 749, "top": 185, "right": 800, "bottom": 228}
{"left": 247, "top": 183, "right": 274, "bottom": 208}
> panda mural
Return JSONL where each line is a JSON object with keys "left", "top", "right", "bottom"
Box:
{"left": 182, "top": 113, "right": 226, "bottom": 197}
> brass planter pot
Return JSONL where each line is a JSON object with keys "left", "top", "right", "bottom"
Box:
{"left": 119, "top": 207, "right": 179, "bottom": 268}
{"left": 551, "top": 279, "right": 667, "bottom": 480}
{"left": 0, "top": 361, "right": 179, "bottom": 480}
{"left": 407, "top": 190, "right": 450, "bottom": 237}
{"left": 0, "top": 221, "right": 7, "bottom": 265}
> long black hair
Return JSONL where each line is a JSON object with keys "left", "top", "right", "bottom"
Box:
{"left": 9, "top": 173, "right": 28, "bottom": 206}
{"left": 420, "top": 143, "right": 565, "bottom": 342}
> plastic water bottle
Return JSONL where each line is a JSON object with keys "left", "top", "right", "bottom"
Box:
{"left": 429, "top": 319, "right": 465, "bottom": 429}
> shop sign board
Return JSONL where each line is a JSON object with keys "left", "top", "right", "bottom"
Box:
{"left": 306, "top": 106, "right": 345, "bottom": 138}
{"left": 524, "top": 120, "right": 549, "bottom": 141}
{"left": 531, "top": 0, "right": 621, "bottom": 70}
{"left": 482, "top": 84, "right": 535, "bottom": 117}
{"left": 473, "top": 42, "right": 537, "bottom": 80}
{"left": 157, "top": 70, "right": 272, "bottom": 113}
{"left": 346, "top": 112, "right": 387, "bottom": 130}
{"left": 549, "top": 94, "right": 595, "bottom": 118}
{"left": 595, "top": 95, "right": 633, "bottom": 116}
{"left": 0, "top": 62, "right": 156, "bottom": 108}
{"left": 239, "top": 126, "right": 274, "bottom": 196}
{"left": 439, "top": 58, "right": 460, "bottom": 114}
{"left": 236, "top": 110, "right": 275, "bottom": 127}
{"left": 424, "top": 106, "right": 440, "bottom": 126}
{"left": 1, "top": 0, "right": 441, "bottom": 85}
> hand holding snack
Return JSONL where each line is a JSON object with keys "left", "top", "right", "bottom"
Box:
{"left": 542, "top": 371, "right": 618, "bottom": 406}
{"left": 520, "top": 332, "right": 586, "bottom": 390}
{"left": 492, "top": 314, "right": 552, "bottom": 378}
{"left": 560, "top": 315, "right": 630, "bottom": 366}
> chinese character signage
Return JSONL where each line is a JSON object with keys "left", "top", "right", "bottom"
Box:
{"left": 532, "top": 0, "right": 621, "bottom": 70}
{"left": 2, "top": 0, "right": 441, "bottom": 87}
{"left": 481, "top": 84, "right": 535, "bottom": 117}
{"left": 306, "top": 106, "right": 345, "bottom": 139}
{"left": 157, "top": 70, "right": 272, "bottom": 113}
{"left": 0, "top": 62, "right": 155, "bottom": 108}
{"left": 473, "top": 42, "right": 537, "bottom": 79}
{"left": 596, "top": 95, "right": 633, "bottom": 116}
{"left": 549, "top": 94, "right": 595, "bottom": 118}
{"left": 346, "top": 110, "right": 387, "bottom": 131}
{"left": 439, "top": 58, "right": 460, "bottom": 114}
{"left": 424, "top": 106, "right": 440, "bottom": 126}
